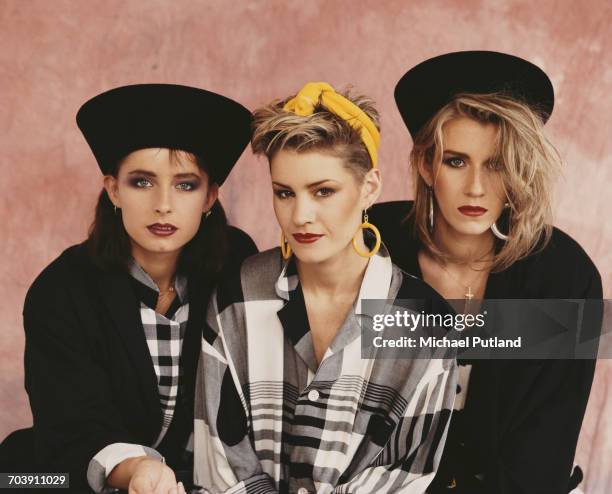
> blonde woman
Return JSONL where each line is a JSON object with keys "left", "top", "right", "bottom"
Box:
{"left": 371, "top": 51, "right": 602, "bottom": 493}
{"left": 193, "top": 83, "right": 457, "bottom": 493}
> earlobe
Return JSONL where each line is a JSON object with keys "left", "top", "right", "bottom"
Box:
{"left": 417, "top": 160, "right": 434, "bottom": 187}
{"left": 102, "top": 175, "right": 120, "bottom": 207}
{"left": 204, "top": 183, "right": 219, "bottom": 212}
{"left": 363, "top": 168, "right": 383, "bottom": 208}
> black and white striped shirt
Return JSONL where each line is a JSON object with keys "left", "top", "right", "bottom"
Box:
{"left": 194, "top": 246, "right": 457, "bottom": 494}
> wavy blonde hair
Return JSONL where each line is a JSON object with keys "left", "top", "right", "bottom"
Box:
{"left": 251, "top": 87, "right": 380, "bottom": 181}
{"left": 410, "top": 93, "right": 562, "bottom": 272}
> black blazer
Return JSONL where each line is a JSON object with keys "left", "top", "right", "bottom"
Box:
{"left": 19, "top": 226, "right": 257, "bottom": 491}
{"left": 370, "top": 201, "right": 603, "bottom": 494}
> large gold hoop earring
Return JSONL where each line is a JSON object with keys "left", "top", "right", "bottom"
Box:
{"left": 352, "top": 211, "right": 381, "bottom": 258}
{"left": 280, "top": 232, "right": 292, "bottom": 260}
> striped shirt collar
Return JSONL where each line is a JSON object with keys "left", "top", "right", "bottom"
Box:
{"left": 274, "top": 244, "right": 394, "bottom": 371}
{"left": 274, "top": 243, "right": 393, "bottom": 313}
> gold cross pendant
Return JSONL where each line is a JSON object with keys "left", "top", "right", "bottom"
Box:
{"left": 465, "top": 286, "right": 474, "bottom": 300}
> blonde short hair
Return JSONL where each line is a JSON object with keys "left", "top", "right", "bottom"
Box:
{"left": 251, "top": 87, "right": 380, "bottom": 181}
{"left": 410, "top": 93, "right": 562, "bottom": 272}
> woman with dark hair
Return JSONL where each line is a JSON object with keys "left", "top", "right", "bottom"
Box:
{"left": 15, "top": 84, "right": 257, "bottom": 493}
{"left": 370, "top": 51, "right": 603, "bottom": 493}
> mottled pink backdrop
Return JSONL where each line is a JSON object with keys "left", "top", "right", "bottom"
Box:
{"left": 1, "top": 0, "right": 610, "bottom": 490}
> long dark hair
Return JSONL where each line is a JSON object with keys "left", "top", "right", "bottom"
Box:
{"left": 86, "top": 149, "right": 229, "bottom": 281}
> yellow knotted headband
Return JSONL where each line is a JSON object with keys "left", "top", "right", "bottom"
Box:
{"left": 283, "top": 82, "right": 380, "bottom": 167}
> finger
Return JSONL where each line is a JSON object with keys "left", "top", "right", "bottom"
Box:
{"left": 131, "top": 458, "right": 169, "bottom": 494}
{"left": 153, "top": 467, "right": 177, "bottom": 494}
{"left": 165, "top": 479, "right": 178, "bottom": 494}
{"left": 155, "top": 480, "right": 177, "bottom": 494}
{"left": 177, "top": 481, "right": 186, "bottom": 494}
{"left": 130, "top": 476, "right": 154, "bottom": 494}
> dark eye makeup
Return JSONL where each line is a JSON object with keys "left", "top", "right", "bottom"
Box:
{"left": 315, "top": 187, "right": 336, "bottom": 197}
{"left": 442, "top": 154, "right": 503, "bottom": 172}
{"left": 443, "top": 156, "right": 466, "bottom": 168}
{"left": 273, "top": 188, "right": 294, "bottom": 199}
{"left": 127, "top": 176, "right": 201, "bottom": 190}
{"left": 176, "top": 181, "right": 200, "bottom": 191}
{"left": 129, "top": 177, "right": 153, "bottom": 188}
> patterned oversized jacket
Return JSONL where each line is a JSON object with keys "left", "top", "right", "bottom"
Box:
{"left": 194, "top": 246, "right": 457, "bottom": 494}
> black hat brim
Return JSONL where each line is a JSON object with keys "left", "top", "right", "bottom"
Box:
{"left": 394, "top": 51, "right": 554, "bottom": 138}
{"left": 76, "top": 84, "right": 252, "bottom": 185}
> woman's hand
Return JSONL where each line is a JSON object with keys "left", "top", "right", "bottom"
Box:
{"left": 108, "top": 456, "right": 183, "bottom": 494}
{"left": 129, "top": 457, "right": 178, "bottom": 494}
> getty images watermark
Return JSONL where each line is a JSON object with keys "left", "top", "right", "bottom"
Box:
{"left": 371, "top": 309, "right": 520, "bottom": 349}
{"left": 360, "top": 299, "right": 609, "bottom": 359}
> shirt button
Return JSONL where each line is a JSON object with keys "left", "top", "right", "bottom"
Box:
{"left": 297, "top": 488, "right": 309, "bottom": 494}
{"left": 307, "top": 389, "right": 319, "bottom": 402}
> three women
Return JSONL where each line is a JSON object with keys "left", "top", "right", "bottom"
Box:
{"left": 12, "top": 51, "right": 602, "bottom": 494}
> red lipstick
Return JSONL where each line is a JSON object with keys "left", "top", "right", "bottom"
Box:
{"left": 293, "top": 233, "right": 324, "bottom": 244}
{"left": 148, "top": 223, "right": 178, "bottom": 236}
{"left": 458, "top": 206, "right": 487, "bottom": 217}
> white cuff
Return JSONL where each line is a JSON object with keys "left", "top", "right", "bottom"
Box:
{"left": 87, "top": 442, "right": 163, "bottom": 493}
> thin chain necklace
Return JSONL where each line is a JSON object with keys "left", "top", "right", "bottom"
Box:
{"left": 436, "top": 260, "right": 490, "bottom": 314}
{"left": 158, "top": 284, "right": 175, "bottom": 296}
{"left": 155, "top": 282, "right": 176, "bottom": 314}
{"left": 430, "top": 237, "right": 493, "bottom": 300}
{"left": 437, "top": 262, "right": 482, "bottom": 301}
{"left": 157, "top": 280, "right": 176, "bottom": 304}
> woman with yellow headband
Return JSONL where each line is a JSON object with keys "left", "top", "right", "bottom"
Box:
{"left": 191, "top": 82, "right": 458, "bottom": 493}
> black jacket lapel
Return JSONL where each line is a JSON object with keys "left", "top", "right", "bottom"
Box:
{"left": 97, "top": 270, "right": 162, "bottom": 436}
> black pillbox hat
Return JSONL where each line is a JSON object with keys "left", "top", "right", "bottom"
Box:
{"left": 394, "top": 51, "right": 555, "bottom": 138}
{"left": 76, "top": 84, "right": 252, "bottom": 185}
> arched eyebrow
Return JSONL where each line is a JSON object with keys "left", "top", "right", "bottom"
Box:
{"left": 127, "top": 169, "right": 156, "bottom": 177}
{"left": 442, "top": 149, "right": 470, "bottom": 159}
{"left": 272, "top": 179, "right": 338, "bottom": 189}
{"left": 127, "top": 170, "right": 201, "bottom": 180}
{"left": 173, "top": 173, "right": 202, "bottom": 180}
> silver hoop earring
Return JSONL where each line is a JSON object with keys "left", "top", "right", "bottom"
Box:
{"left": 114, "top": 205, "right": 119, "bottom": 215}
{"left": 491, "top": 222, "right": 509, "bottom": 241}
{"left": 428, "top": 186, "right": 434, "bottom": 232}
{"left": 491, "top": 202, "right": 510, "bottom": 241}
{"left": 203, "top": 210, "right": 212, "bottom": 219}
